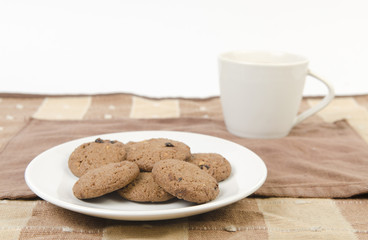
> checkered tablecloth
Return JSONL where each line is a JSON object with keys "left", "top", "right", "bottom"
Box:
{"left": 1, "top": 93, "right": 368, "bottom": 239}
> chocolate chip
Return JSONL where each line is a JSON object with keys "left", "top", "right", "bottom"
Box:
{"left": 110, "top": 140, "right": 116, "bottom": 144}
{"left": 95, "top": 138, "right": 104, "bottom": 143}
{"left": 178, "top": 177, "right": 183, "bottom": 182}
{"left": 165, "top": 142, "right": 174, "bottom": 147}
{"left": 168, "top": 173, "right": 175, "bottom": 181}
{"left": 199, "top": 164, "right": 210, "bottom": 170}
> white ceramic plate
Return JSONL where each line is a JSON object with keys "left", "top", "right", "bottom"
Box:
{"left": 25, "top": 131, "right": 267, "bottom": 221}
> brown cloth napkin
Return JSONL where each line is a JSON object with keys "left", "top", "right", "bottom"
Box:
{"left": 1, "top": 118, "right": 368, "bottom": 199}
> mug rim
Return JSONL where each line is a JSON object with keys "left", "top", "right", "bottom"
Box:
{"left": 219, "top": 50, "right": 309, "bottom": 66}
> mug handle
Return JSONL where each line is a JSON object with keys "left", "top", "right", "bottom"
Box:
{"left": 293, "top": 70, "right": 335, "bottom": 126}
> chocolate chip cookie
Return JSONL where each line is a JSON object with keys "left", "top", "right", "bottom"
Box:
{"left": 188, "top": 153, "right": 231, "bottom": 182}
{"left": 152, "top": 159, "right": 219, "bottom": 204}
{"left": 117, "top": 172, "right": 175, "bottom": 202}
{"left": 73, "top": 161, "right": 139, "bottom": 199}
{"left": 68, "top": 138, "right": 126, "bottom": 177}
{"left": 125, "top": 138, "right": 191, "bottom": 171}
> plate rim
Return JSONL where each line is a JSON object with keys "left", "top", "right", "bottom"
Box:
{"left": 25, "top": 130, "right": 267, "bottom": 221}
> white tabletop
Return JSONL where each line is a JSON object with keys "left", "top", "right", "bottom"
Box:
{"left": 1, "top": 0, "right": 368, "bottom": 98}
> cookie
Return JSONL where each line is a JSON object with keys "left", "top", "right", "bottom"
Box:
{"left": 73, "top": 161, "right": 139, "bottom": 199}
{"left": 68, "top": 138, "right": 127, "bottom": 177}
{"left": 125, "top": 138, "right": 191, "bottom": 171}
{"left": 188, "top": 153, "right": 231, "bottom": 182}
{"left": 117, "top": 172, "right": 175, "bottom": 202}
{"left": 152, "top": 159, "right": 219, "bottom": 204}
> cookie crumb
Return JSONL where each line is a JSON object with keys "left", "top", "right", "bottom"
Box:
{"left": 224, "top": 225, "right": 237, "bottom": 232}
{"left": 142, "top": 224, "right": 153, "bottom": 229}
{"left": 62, "top": 227, "right": 73, "bottom": 232}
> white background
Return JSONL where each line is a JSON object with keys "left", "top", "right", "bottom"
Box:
{"left": 1, "top": 0, "right": 367, "bottom": 98}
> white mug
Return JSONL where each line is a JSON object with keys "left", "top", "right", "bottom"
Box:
{"left": 219, "top": 50, "right": 334, "bottom": 139}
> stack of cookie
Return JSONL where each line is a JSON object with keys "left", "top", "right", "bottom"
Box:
{"left": 69, "top": 138, "right": 231, "bottom": 204}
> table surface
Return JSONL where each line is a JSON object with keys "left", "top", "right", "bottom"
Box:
{"left": 1, "top": 93, "right": 368, "bottom": 240}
